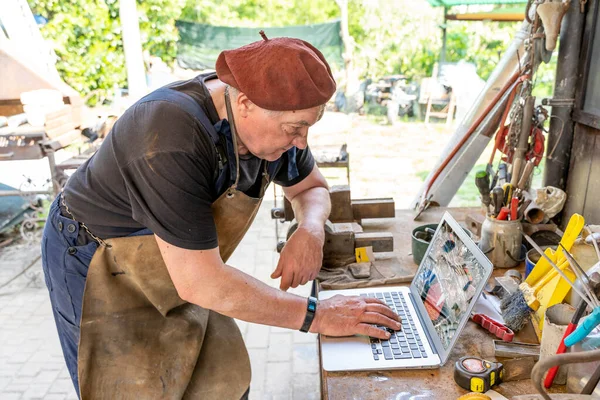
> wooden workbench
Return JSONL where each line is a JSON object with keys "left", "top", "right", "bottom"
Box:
{"left": 319, "top": 207, "right": 566, "bottom": 399}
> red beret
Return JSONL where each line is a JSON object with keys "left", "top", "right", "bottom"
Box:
{"left": 216, "top": 32, "right": 336, "bottom": 111}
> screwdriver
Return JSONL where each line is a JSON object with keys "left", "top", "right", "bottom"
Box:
{"left": 475, "top": 171, "right": 491, "bottom": 207}
{"left": 491, "top": 187, "right": 504, "bottom": 217}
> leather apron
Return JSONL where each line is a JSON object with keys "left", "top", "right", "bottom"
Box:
{"left": 76, "top": 89, "right": 271, "bottom": 399}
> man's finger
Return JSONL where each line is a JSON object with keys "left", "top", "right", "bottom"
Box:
{"left": 361, "top": 312, "right": 402, "bottom": 331}
{"left": 280, "top": 271, "right": 293, "bottom": 291}
{"left": 271, "top": 259, "right": 284, "bottom": 279}
{"left": 366, "top": 304, "right": 401, "bottom": 322}
{"left": 363, "top": 297, "right": 390, "bottom": 308}
{"left": 357, "top": 323, "right": 391, "bottom": 340}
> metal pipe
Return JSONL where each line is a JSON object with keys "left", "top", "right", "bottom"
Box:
{"left": 543, "top": 0, "right": 586, "bottom": 190}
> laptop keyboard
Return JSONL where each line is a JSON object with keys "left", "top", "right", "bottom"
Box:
{"left": 361, "top": 291, "right": 428, "bottom": 361}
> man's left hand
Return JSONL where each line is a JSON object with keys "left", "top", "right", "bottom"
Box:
{"left": 271, "top": 224, "right": 324, "bottom": 291}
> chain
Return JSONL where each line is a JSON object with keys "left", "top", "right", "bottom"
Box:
{"left": 60, "top": 191, "right": 110, "bottom": 247}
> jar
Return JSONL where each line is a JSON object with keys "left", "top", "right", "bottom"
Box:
{"left": 479, "top": 217, "right": 523, "bottom": 268}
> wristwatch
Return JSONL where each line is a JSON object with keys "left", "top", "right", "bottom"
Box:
{"left": 300, "top": 296, "right": 318, "bottom": 333}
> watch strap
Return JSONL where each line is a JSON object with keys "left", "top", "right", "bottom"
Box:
{"left": 300, "top": 296, "right": 318, "bottom": 333}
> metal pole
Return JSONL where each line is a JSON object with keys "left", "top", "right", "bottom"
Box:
{"left": 441, "top": 7, "right": 448, "bottom": 64}
{"left": 543, "top": 0, "right": 585, "bottom": 189}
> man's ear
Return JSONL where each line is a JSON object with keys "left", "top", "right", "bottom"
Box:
{"left": 236, "top": 92, "right": 256, "bottom": 118}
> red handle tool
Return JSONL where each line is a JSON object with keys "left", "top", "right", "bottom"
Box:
{"left": 510, "top": 197, "right": 519, "bottom": 221}
{"left": 544, "top": 298, "right": 588, "bottom": 388}
{"left": 472, "top": 314, "right": 514, "bottom": 342}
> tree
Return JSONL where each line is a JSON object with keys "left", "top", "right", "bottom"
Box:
{"left": 29, "top": 0, "right": 185, "bottom": 104}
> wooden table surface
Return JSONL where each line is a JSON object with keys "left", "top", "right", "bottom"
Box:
{"left": 319, "top": 207, "right": 566, "bottom": 400}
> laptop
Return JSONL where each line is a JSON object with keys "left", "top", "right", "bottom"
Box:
{"left": 318, "top": 212, "right": 493, "bottom": 371}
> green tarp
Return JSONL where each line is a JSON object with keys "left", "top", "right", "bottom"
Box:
{"left": 175, "top": 20, "right": 343, "bottom": 71}
{"left": 427, "top": 0, "right": 526, "bottom": 6}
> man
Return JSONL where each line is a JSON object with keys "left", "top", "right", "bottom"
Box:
{"left": 41, "top": 33, "right": 400, "bottom": 399}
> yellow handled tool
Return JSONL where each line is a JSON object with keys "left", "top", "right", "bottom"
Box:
{"left": 525, "top": 213, "right": 585, "bottom": 287}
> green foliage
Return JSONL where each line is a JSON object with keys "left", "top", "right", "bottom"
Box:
{"left": 29, "top": 0, "right": 185, "bottom": 104}
{"left": 444, "top": 21, "right": 515, "bottom": 80}
{"left": 29, "top": 0, "right": 556, "bottom": 106}
{"left": 179, "top": 0, "right": 340, "bottom": 27}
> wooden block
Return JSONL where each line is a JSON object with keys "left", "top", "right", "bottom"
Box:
{"left": 44, "top": 105, "right": 70, "bottom": 121}
{"left": 351, "top": 198, "right": 395, "bottom": 220}
{"left": 45, "top": 121, "right": 76, "bottom": 139}
{"left": 44, "top": 112, "right": 72, "bottom": 130}
{"left": 43, "top": 129, "right": 81, "bottom": 150}
{"left": 355, "top": 232, "right": 394, "bottom": 252}
{"left": 329, "top": 185, "right": 354, "bottom": 222}
{"left": 465, "top": 213, "right": 485, "bottom": 237}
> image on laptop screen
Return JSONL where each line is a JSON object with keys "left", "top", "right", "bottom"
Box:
{"left": 412, "top": 220, "right": 488, "bottom": 350}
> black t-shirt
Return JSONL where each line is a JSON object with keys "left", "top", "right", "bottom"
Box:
{"left": 63, "top": 73, "right": 314, "bottom": 250}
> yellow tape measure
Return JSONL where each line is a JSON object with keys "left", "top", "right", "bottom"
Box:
{"left": 454, "top": 356, "right": 504, "bottom": 393}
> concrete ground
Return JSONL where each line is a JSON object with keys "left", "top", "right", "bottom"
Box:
{"left": 0, "top": 113, "right": 466, "bottom": 399}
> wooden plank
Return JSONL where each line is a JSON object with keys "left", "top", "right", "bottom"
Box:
{"left": 42, "top": 129, "right": 81, "bottom": 151}
{"left": 329, "top": 185, "right": 354, "bottom": 222}
{"left": 354, "top": 232, "right": 393, "bottom": 252}
{"left": 44, "top": 112, "right": 72, "bottom": 130}
{"left": 0, "top": 104, "right": 24, "bottom": 117}
{"left": 582, "top": 130, "right": 600, "bottom": 223}
{"left": 45, "top": 121, "right": 77, "bottom": 139}
{"left": 0, "top": 144, "right": 43, "bottom": 160}
{"left": 44, "top": 106, "right": 70, "bottom": 121}
{"left": 351, "top": 198, "right": 395, "bottom": 220}
{"left": 564, "top": 123, "right": 596, "bottom": 222}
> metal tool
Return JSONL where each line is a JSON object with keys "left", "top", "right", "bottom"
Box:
{"left": 493, "top": 340, "right": 540, "bottom": 360}
{"left": 454, "top": 356, "right": 504, "bottom": 393}
{"left": 560, "top": 244, "right": 600, "bottom": 308}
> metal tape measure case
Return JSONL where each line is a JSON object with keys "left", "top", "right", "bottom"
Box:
{"left": 454, "top": 356, "right": 504, "bottom": 393}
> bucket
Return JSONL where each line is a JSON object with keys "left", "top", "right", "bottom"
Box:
{"left": 525, "top": 245, "right": 557, "bottom": 278}
{"left": 479, "top": 217, "right": 523, "bottom": 268}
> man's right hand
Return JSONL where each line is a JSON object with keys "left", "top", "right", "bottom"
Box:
{"left": 309, "top": 294, "right": 402, "bottom": 340}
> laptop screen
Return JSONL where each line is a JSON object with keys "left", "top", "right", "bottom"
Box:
{"left": 412, "top": 219, "right": 489, "bottom": 351}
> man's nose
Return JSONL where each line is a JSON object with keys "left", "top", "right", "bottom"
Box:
{"left": 292, "top": 134, "right": 308, "bottom": 149}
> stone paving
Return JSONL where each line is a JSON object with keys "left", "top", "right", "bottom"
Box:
{"left": 0, "top": 200, "right": 317, "bottom": 400}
